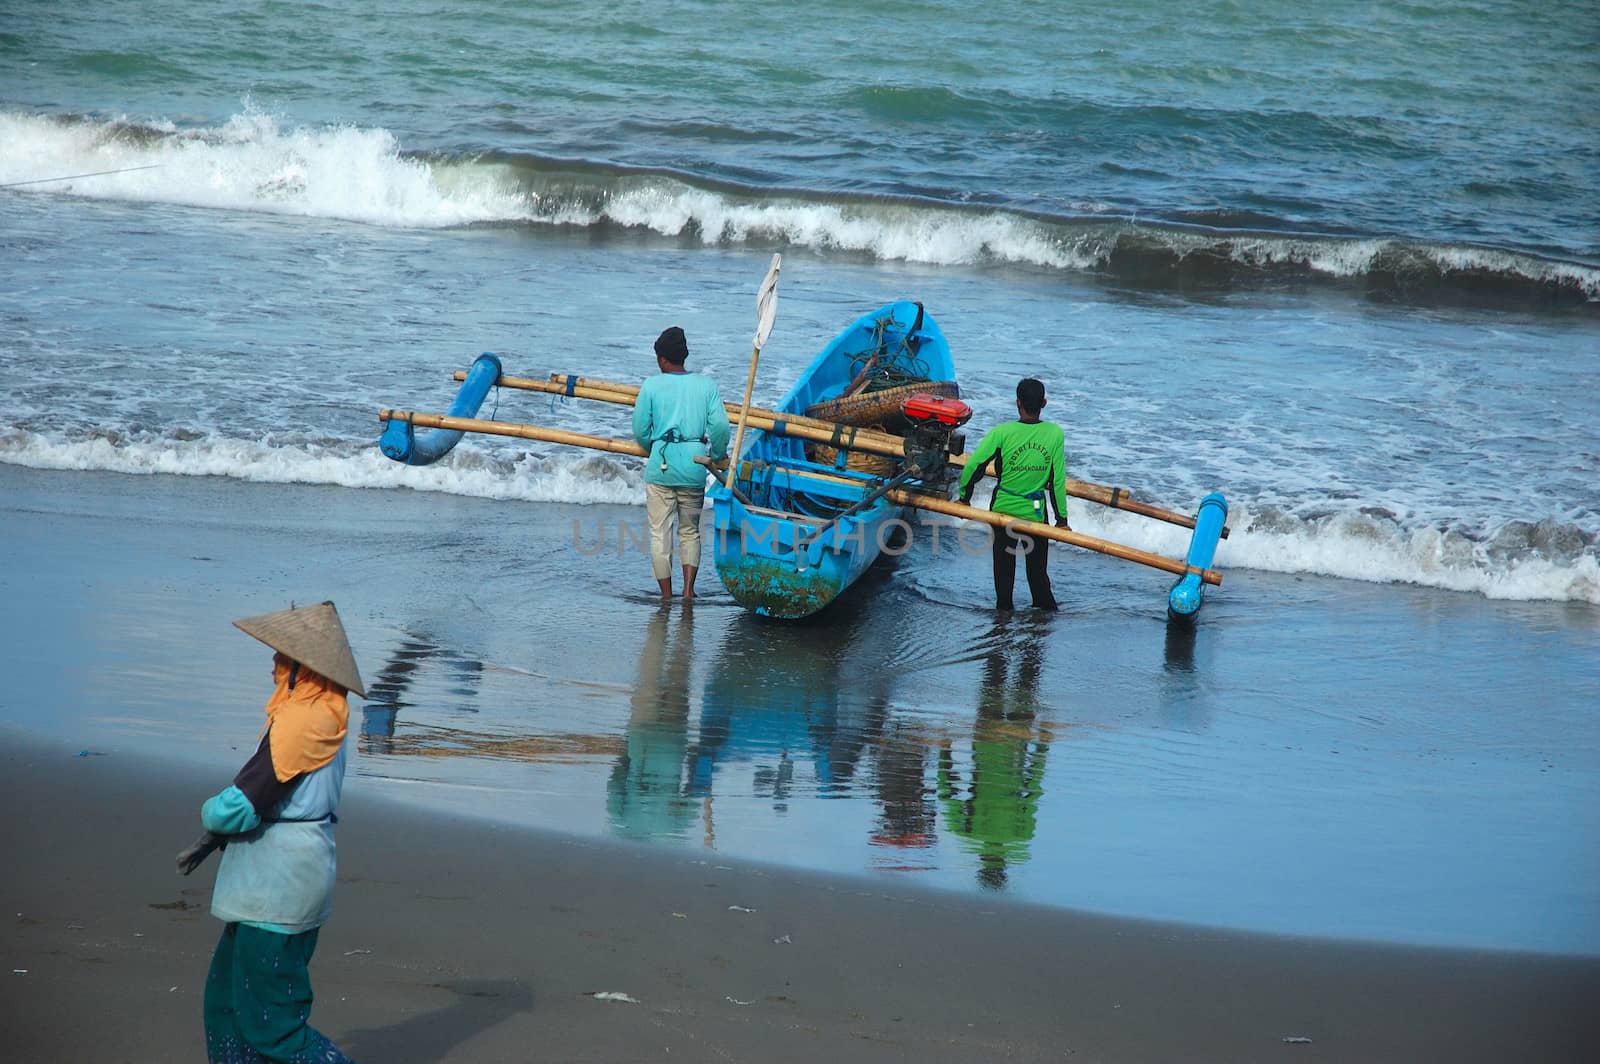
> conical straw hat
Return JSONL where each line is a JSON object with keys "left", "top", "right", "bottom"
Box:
{"left": 233, "top": 601, "right": 366, "bottom": 698}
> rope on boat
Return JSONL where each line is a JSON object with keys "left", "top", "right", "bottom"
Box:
{"left": 847, "top": 314, "right": 930, "bottom": 393}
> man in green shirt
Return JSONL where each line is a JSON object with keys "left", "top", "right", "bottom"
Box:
{"left": 956, "top": 378, "right": 1070, "bottom": 611}
{"left": 632, "top": 326, "right": 730, "bottom": 601}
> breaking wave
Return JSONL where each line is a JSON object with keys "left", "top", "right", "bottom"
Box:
{"left": 4, "top": 108, "right": 1595, "bottom": 310}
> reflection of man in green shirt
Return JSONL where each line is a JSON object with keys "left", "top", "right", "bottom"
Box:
{"left": 956, "top": 378, "right": 1070, "bottom": 610}
{"left": 938, "top": 629, "right": 1049, "bottom": 889}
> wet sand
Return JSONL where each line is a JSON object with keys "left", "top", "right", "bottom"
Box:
{"left": 6, "top": 465, "right": 1598, "bottom": 958}
{"left": 2, "top": 728, "right": 1596, "bottom": 1063}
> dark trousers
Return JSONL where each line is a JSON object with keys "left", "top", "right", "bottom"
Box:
{"left": 992, "top": 527, "right": 1057, "bottom": 610}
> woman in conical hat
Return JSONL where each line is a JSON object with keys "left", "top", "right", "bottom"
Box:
{"left": 178, "top": 601, "right": 364, "bottom": 1064}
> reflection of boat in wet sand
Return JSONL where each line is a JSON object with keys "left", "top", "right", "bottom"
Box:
{"left": 687, "top": 605, "right": 890, "bottom": 804}
{"left": 357, "top": 633, "right": 624, "bottom": 762}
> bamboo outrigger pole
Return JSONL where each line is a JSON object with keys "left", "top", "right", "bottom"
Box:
{"left": 687, "top": 460, "right": 1218, "bottom": 585}
{"left": 455, "top": 368, "right": 1224, "bottom": 537}
{"left": 883, "top": 490, "right": 1221, "bottom": 585}
{"left": 690, "top": 456, "right": 1216, "bottom": 583}
{"left": 375, "top": 407, "right": 1219, "bottom": 585}
{"left": 379, "top": 410, "right": 648, "bottom": 458}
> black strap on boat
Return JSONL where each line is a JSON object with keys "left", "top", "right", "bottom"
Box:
{"left": 772, "top": 418, "right": 788, "bottom": 436}
{"left": 562, "top": 374, "right": 578, "bottom": 397}
{"left": 1109, "top": 486, "right": 1121, "bottom": 509}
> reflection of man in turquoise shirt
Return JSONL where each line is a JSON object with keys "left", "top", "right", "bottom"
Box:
{"left": 632, "top": 326, "right": 730, "bottom": 601}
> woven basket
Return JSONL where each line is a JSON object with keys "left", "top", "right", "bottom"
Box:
{"left": 805, "top": 379, "right": 960, "bottom": 435}
{"left": 806, "top": 426, "right": 898, "bottom": 477}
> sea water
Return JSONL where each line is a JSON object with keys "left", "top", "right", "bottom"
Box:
{"left": 2, "top": 0, "right": 1596, "bottom": 955}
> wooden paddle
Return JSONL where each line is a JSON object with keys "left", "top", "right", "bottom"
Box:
{"left": 725, "top": 254, "right": 781, "bottom": 491}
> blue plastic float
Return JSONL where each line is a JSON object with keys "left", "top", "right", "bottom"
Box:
{"left": 379, "top": 352, "right": 502, "bottom": 464}
{"left": 1167, "top": 491, "right": 1228, "bottom": 619}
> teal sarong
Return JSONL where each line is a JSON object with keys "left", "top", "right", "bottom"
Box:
{"left": 204, "top": 923, "right": 352, "bottom": 1064}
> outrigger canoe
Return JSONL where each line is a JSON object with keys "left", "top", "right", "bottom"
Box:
{"left": 708, "top": 300, "right": 956, "bottom": 619}
{"left": 374, "top": 265, "right": 1227, "bottom": 621}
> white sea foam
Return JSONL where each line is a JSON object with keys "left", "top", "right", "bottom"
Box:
{"left": 1242, "top": 236, "right": 1388, "bottom": 277}
{"left": 0, "top": 107, "right": 527, "bottom": 228}
{"left": 0, "top": 427, "right": 642, "bottom": 506}
{"left": 599, "top": 185, "right": 1102, "bottom": 270}
{"left": 1079, "top": 504, "right": 1600, "bottom": 606}
{"left": 4, "top": 427, "right": 1594, "bottom": 603}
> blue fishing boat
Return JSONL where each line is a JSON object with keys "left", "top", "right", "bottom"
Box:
{"left": 708, "top": 300, "right": 958, "bottom": 619}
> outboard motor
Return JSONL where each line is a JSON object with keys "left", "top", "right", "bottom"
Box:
{"left": 791, "top": 392, "right": 971, "bottom": 566}
{"left": 899, "top": 393, "right": 972, "bottom": 491}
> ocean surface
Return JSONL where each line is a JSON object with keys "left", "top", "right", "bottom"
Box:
{"left": 2, "top": 1, "right": 1597, "bottom": 955}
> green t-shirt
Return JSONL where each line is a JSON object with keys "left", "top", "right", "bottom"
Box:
{"left": 957, "top": 420, "right": 1069, "bottom": 522}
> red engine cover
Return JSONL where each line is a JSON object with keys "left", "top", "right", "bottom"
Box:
{"left": 900, "top": 393, "right": 972, "bottom": 427}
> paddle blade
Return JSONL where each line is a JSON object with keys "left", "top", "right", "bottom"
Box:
{"left": 754, "top": 252, "right": 781, "bottom": 350}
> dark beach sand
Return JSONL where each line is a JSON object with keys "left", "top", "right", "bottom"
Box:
{"left": 2, "top": 729, "right": 1596, "bottom": 1063}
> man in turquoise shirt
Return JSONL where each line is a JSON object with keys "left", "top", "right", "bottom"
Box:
{"left": 957, "top": 378, "right": 1070, "bottom": 610}
{"left": 632, "top": 326, "right": 730, "bottom": 601}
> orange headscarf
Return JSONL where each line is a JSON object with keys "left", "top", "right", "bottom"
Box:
{"left": 262, "top": 655, "right": 350, "bottom": 783}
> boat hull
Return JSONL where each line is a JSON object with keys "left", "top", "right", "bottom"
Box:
{"left": 711, "top": 486, "right": 907, "bottom": 619}
{"left": 707, "top": 300, "right": 954, "bottom": 618}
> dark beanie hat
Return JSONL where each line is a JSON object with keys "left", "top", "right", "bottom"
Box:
{"left": 655, "top": 326, "right": 689, "bottom": 364}
{"left": 1017, "top": 377, "right": 1046, "bottom": 411}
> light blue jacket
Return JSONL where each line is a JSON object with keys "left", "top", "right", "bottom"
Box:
{"left": 203, "top": 746, "right": 347, "bottom": 934}
{"left": 632, "top": 372, "right": 730, "bottom": 487}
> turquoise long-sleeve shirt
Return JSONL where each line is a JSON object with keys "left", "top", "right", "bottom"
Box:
{"left": 632, "top": 371, "right": 730, "bottom": 487}
{"left": 957, "top": 419, "right": 1070, "bottom": 522}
